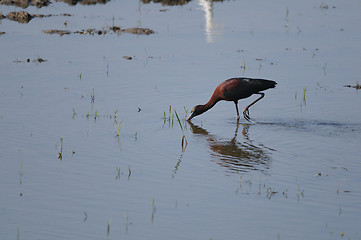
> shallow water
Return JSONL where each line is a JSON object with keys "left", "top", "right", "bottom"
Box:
{"left": 1, "top": 0, "right": 361, "bottom": 239}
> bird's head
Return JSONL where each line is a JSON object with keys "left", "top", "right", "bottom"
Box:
{"left": 186, "top": 105, "right": 203, "bottom": 121}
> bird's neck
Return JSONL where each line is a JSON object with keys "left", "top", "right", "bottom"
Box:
{"left": 200, "top": 95, "right": 220, "bottom": 114}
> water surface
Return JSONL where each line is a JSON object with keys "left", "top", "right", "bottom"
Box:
{"left": 1, "top": 0, "right": 361, "bottom": 239}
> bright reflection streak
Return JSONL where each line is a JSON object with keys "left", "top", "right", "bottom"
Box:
{"left": 198, "top": 0, "right": 215, "bottom": 43}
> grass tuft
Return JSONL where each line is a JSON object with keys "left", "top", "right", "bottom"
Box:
{"left": 174, "top": 109, "right": 187, "bottom": 150}
{"left": 128, "top": 166, "right": 131, "bottom": 181}
{"left": 107, "top": 219, "right": 111, "bottom": 235}
{"left": 174, "top": 110, "right": 183, "bottom": 132}
{"left": 91, "top": 88, "right": 95, "bottom": 103}
{"left": 58, "top": 136, "right": 63, "bottom": 160}
{"left": 303, "top": 86, "right": 307, "bottom": 105}
{"left": 151, "top": 198, "right": 156, "bottom": 222}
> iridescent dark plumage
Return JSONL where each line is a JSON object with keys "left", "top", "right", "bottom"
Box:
{"left": 187, "top": 78, "right": 277, "bottom": 122}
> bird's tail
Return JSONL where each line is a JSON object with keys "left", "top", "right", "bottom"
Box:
{"left": 254, "top": 79, "right": 277, "bottom": 92}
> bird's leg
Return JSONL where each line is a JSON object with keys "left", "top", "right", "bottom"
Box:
{"left": 234, "top": 101, "right": 240, "bottom": 121}
{"left": 243, "top": 110, "right": 251, "bottom": 122}
{"left": 242, "top": 93, "right": 265, "bottom": 121}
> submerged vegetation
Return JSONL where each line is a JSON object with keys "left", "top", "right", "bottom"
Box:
{"left": 163, "top": 106, "right": 188, "bottom": 128}
{"left": 163, "top": 105, "right": 174, "bottom": 125}
{"left": 114, "top": 166, "right": 131, "bottom": 181}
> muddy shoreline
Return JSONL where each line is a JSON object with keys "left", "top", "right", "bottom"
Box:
{"left": 1, "top": 11, "right": 71, "bottom": 23}
{"left": 0, "top": 0, "right": 194, "bottom": 8}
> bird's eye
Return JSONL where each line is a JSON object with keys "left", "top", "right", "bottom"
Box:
{"left": 191, "top": 107, "right": 195, "bottom": 113}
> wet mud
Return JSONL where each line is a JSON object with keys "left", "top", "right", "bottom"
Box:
{"left": 118, "top": 27, "right": 155, "bottom": 35}
{"left": 0, "top": 0, "right": 107, "bottom": 8}
{"left": 5, "top": 11, "right": 32, "bottom": 23}
{"left": 55, "top": 0, "right": 109, "bottom": 5}
{"left": 0, "top": 0, "right": 49, "bottom": 8}
{"left": 43, "top": 27, "right": 154, "bottom": 36}
{"left": 141, "top": 0, "right": 191, "bottom": 6}
{"left": 13, "top": 57, "right": 47, "bottom": 63}
{"left": 3, "top": 11, "right": 71, "bottom": 23}
{"left": 141, "top": 0, "right": 224, "bottom": 6}
{"left": 43, "top": 29, "right": 71, "bottom": 36}
{"left": 0, "top": 0, "right": 111, "bottom": 24}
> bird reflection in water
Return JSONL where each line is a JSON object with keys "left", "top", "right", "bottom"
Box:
{"left": 187, "top": 122, "right": 273, "bottom": 173}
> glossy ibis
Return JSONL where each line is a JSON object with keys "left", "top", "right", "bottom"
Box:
{"left": 186, "top": 78, "right": 277, "bottom": 122}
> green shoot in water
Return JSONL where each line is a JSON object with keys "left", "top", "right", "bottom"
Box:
{"left": 125, "top": 212, "right": 129, "bottom": 233}
{"left": 91, "top": 88, "right": 95, "bottom": 103}
{"left": 163, "top": 106, "right": 189, "bottom": 151}
{"left": 128, "top": 166, "right": 131, "bottom": 181}
{"left": 107, "top": 219, "right": 111, "bottom": 235}
{"left": 19, "top": 162, "right": 23, "bottom": 184}
{"left": 115, "top": 120, "right": 123, "bottom": 138}
{"left": 72, "top": 108, "right": 76, "bottom": 119}
{"left": 58, "top": 136, "right": 63, "bottom": 160}
{"left": 151, "top": 198, "right": 156, "bottom": 222}
{"left": 184, "top": 106, "right": 189, "bottom": 120}
{"left": 169, "top": 105, "right": 171, "bottom": 122}
{"left": 303, "top": 86, "right": 307, "bottom": 105}
{"left": 115, "top": 167, "right": 120, "bottom": 180}
{"left": 174, "top": 110, "right": 187, "bottom": 150}
{"left": 114, "top": 109, "right": 118, "bottom": 119}
{"left": 174, "top": 110, "right": 183, "bottom": 132}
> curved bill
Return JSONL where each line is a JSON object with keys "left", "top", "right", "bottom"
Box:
{"left": 186, "top": 113, "right": 194, "bottom": 121}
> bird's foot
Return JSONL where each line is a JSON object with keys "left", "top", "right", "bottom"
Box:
{"left": 242, "top": 108, "right": 251, "bottom": 122}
